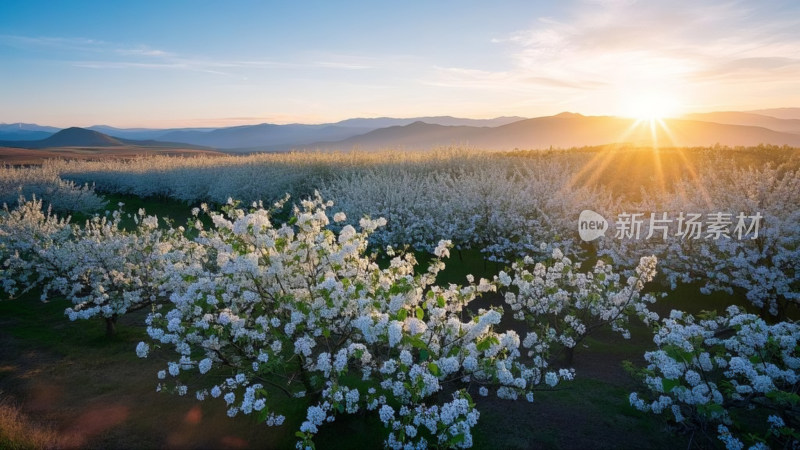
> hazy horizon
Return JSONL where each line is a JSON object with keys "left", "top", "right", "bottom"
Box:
{"left": 2, "top": 1, "right": 799, "bottom": 128}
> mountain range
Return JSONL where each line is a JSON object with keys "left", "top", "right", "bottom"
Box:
{"left": 1, "top": 109, "right": 799, "bottom": 152}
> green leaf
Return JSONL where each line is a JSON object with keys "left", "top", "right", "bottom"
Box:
{"left": 415, "top": 306, "right": 424, "bottom": 321}
{"left": 420, "top": 349, "right": 429, "bottom": 361}
{"left": 437, "top": 295, "right": 445, "bottom": 308}
{"left": 477, "top": 336, "right": 499, "bottom": 352}
{"left": 397, "top": 309, "right": 408, "bottom": 321}
{"left": 661, "top": 378, "right": 680, "bottom": 393}
{"left": 449, "top": 433, "right": 466, "bottom": 445}
{"left": 409, "top": 336, "right": 429, "bottom": 351}
{"left": 428, "top": 362, "right": 440, "bottom": 376}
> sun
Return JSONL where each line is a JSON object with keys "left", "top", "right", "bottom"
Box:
{"left": 623, "top": 92, "right": 680, "bottom": 121}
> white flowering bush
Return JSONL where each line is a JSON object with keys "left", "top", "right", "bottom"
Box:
{"left": 629, "top": 306, "right": 800, "bottom": 449}
{"left": 0, "top": 197, "right": 73, "bottom": 298}
{"left": 50, "top": 207, "right": 200, "bottom": 335}
{"left": 0, "top": 199, "right": 198, "bottom": 335}
{"left": 497, "top": 248, "right": 659, "bottom": 364}
{"left": 0, "top": 165, "right": 106, "bottom": 213}
{"left": 138, "top": 194, "right": 573, "bottom": 449}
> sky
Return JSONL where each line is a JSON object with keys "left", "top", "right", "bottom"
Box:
{"left": 0, "top": 0, "right": 799, "bottom": 128}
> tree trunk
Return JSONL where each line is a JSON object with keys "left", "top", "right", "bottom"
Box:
{"left": 563, "top": 346, "right": 575, "bottom": 366}
{"left": 105, "top": 314, "right": 118, "bottom": 337}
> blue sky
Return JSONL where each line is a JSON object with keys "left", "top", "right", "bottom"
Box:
{"left": 1, "top": 0, "right": 799, "bottom": 127}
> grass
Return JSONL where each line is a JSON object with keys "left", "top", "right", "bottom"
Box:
{"left": 0, "top": 195, "right": 744, "bottom": 449}
{"left": 0, "top": 396, "right": 63, "bottom": 450}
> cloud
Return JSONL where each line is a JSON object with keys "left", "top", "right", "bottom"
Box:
{"left": 428, "top": 0, "right": 800, "bottom": 109}
{"left": 427, "top": 66, "right": 604, "bottom": 91}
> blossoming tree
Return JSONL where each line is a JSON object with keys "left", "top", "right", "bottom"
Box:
{"left": 497, "top": 249, "right": 660, "bottom": 364}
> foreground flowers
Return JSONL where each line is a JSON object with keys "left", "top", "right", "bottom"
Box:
{"left": 629, "top": 307, "right": 800, "bottom": 449}
{"left": 138, "top": 194, "right": 574, "bottom": 448}
{"left": 4, "top": 191, "right": 796, "bottom": 448}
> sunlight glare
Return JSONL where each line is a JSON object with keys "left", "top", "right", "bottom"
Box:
{"left": 623, "top": 92, "right": 680, "bottom": 121}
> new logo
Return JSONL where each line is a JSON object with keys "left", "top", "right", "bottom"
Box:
{"left": 578, "top": 210, "right": 608, "bottom": 242}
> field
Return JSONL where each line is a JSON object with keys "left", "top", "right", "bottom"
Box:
{"left": 1, "top": 145, "right": 798, "bottom": 449}
{"left": 0, "top": 146, "right": 223, "bottom": 166}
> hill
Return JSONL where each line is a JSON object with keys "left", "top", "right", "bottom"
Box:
{"left": 745, "top": 108, "right": 800, "bottom": 120}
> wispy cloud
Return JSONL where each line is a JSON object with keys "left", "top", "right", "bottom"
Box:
{"left": 0, "top": 34, "right": 106, "bottom": 52}
{"left": 428, "top": 0, "right": 800, "bottom": 110}
{"left": 1, "top": 33, "right": 374, "bottom": 76}
{"left": 114, "top": 46, "right": 174, "bottom": 57}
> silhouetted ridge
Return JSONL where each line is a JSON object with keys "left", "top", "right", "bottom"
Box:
{"left": 40, "top": 127, "right": 125, "bottom": 147}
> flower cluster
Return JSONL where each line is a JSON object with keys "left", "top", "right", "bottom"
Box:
{"left": 629, "top": 306, "right": 799, "bottom": 449}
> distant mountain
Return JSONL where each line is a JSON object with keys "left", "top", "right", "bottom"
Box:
{"left": 33, "top": 127, "right": 124, "bottom": 148}
{"left": 298, "top": 113, "right": 800, "bottom": 151}
{"left": 0, "top": 123, "right": 59, "bottom": 141}
{"left": 745, "top": 108, "right": 800, "bottom": 120}
{"left": 87, "top": 125, "right": 218, "bottom": 140}
{"left": 157, "top": 123, "right": 373, "bottom": 150}
{"left": 4, "top": 111, "right": 800, "bottom": 152}
{"left": 0, "top": 116, "right": 526, "bottom": 151}
{"left": 682, "top": 112, "right": 800, "bottom": 134}
{"left": 332, "top": 116, "right": 526, "bottom": 129}
{"left": 304, "top": 121, "right": 482, "bottom": 150}
{"left": 153, "top": 117, "right": 525, "bottom": 150}
{"left": 0, "top": 127, "right": 210, "bottom": 150}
